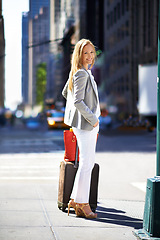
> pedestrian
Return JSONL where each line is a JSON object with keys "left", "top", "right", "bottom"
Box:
{"left": 62, "top": 39, "right": 100, "bottom": 219}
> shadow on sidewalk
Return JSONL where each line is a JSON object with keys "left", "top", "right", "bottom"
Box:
{"left": 91, "top": 206, "right": 143, "bottom": 229}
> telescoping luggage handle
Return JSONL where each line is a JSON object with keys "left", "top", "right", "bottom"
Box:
{"left": 74, "top": 143, "right": 79, "bottom": 169}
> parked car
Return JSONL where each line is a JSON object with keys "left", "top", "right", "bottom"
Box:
{"left": 46, "top": 110, "right": 68, "bottom": 129}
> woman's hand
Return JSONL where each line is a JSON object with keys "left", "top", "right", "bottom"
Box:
{"left": 93, "top": 120, "right": 99, "bottom": 128}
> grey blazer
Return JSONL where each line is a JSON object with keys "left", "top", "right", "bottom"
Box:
{"left": 62, "top": 67, "right": 100, "bottom": 131}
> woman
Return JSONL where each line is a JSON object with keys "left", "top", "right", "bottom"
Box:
{"left": 62, "top": 39, "right": 100, "bottom": 219}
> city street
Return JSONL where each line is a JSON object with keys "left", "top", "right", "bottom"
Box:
{"left": 0, "top": 124, "right": 157, "bottom": 240}
{"left": 1, "top": 0, "right": 159, "bottom": 239}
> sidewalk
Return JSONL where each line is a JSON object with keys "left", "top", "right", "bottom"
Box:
{"left": 0, "top": 149, "right": 156, "bottom": 240}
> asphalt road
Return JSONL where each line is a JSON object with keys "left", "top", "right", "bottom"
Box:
{"left": 0, "top": 123, "right": 156, "bottom": 154}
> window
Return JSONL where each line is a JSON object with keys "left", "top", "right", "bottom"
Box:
{"left": 121, "top": 24, "right": 125, "bottom": 39}
{"left": 126, "top": 20, "right": 129, "bottom": 36}
{"left": 114, "top": 6, "right": 117, "bottom": 23}
{"left": 121, "top": 49, "right": 124, "bottom": 65}
{"left": 107, "top": 14, "right": 110, "bottom": 29}
{"left": 110, "top": 11, "right": 113, "bottom": 26}
{"left": 143, "top": 2, "right": 146, "bottom": 48}
{"left": 117, "top": 3, "right": 121, "bottom": 19}
{"left": 125, "top": 46, "right": 129, "bottom": 63}
{"left": 122, "top": 0, "right": 125, "bottom": 15}
{"left": 126, "top": 0, "right": 129, "bottom": 11}
{"left": 148, "top": 0, "right": 151, "bottom": 47}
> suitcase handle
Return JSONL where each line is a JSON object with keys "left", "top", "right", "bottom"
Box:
{"left": 74, "top": 143, "right": 78, "bottom": 168}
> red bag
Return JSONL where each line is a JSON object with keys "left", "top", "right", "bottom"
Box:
{"left": 64, "top": 129, "right": 79, "bottom": 162}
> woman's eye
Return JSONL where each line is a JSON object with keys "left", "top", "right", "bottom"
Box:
{"left": 84, "top": 51, "right": 94, "bottom": 54}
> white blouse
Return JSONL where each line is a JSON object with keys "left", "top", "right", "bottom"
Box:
{"left": 87, "top": 70, "right": 101, "bottom": 118}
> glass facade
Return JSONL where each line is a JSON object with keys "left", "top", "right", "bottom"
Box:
{"left": 22, "top": 12, "right": 29, "bottom": 103}
{"left": 105, "top": 0, "right": 159, "bottom": 117}
{"left": 29, "top": 0, "right": 49, "bottom": 19}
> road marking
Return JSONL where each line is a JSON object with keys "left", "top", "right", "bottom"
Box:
{"left": 0, "top": 164, "right": 60, "bottom": 180}
{"left": 0, "top": 153, "right": 62, "bottom": 181}
{"left": 1, "top": 139, "right": 56, "bottom": 146}
{"left": 131, "top": 182, "right": 146, "bottom": 192}
{"left": 0, "top": 152, "right": 64, "bottom": 159}
{"left": 0, "top": 166, "right": 56, "bottom": 169}
{"left": 0, "top": 177, "right": 58, "bottom": 180}
{"left": 0, "top": 140, "right": 63, "bottom": 153}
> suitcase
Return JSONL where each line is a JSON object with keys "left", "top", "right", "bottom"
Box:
{"left": 57, "top": 160, "right": 99, "bottom": 212}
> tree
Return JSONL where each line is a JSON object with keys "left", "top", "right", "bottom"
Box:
{"left": 36, "top": 62, "right": 47, "bottom": 109}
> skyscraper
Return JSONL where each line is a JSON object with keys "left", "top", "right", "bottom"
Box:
{"left": 22, "top": 12, "right": 29, "bottom": 104}
{"left": 104, "top": 0, "right": 159, "bottom": 118}
{"left": 29, "top": 0, "right": 49, "bottom": 19}
{"left": 0, "top": 0, "right": 5, "bottom": 108}
{"left": 27, "top": 0, "right": 50, "bottom": 106}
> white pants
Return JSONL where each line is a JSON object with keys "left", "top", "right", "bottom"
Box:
{"left": 71, "top": 125, "right": 99, "bottom": 203}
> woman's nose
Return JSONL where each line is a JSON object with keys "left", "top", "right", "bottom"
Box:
{"left": 88, "top": 53, "right": 91, "bottom": 58}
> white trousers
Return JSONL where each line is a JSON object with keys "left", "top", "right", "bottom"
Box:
{"left": 71, "top": 125, "right": 99, "bottom": 203}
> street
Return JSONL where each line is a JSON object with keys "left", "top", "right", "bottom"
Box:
{"left": 0, "top": 124, "right": 157, "bottom": 240}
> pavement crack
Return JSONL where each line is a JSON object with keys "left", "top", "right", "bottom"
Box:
{"left": 36, "top": 188, "right": 61, "bottom": 240}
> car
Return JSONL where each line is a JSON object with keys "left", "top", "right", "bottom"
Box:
{"left": 99, "top": 109, "right": 112, "bottom": 130}
{"left": 25, "top": 117, "right": 41, "bottom": 130}
{"left": 46, "top": 110, "right": 68, "bottom": 129}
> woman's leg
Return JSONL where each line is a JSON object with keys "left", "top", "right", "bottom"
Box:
{"left": 71, "top": 125, "right": 99, "bottom": 203}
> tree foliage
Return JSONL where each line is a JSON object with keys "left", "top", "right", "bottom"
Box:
{"left": 36, "top": 62, "right": 47, "bottom": 108}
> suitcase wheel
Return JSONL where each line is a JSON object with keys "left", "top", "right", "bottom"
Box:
{"left": 58, "top": 201, "right": 67, "bottom": 212}
{"left": 62, "top": 206, "right": 66, "bottom": 212}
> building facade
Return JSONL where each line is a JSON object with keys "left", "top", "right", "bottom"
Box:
{"left": 60, "top": 0, "right": 105, "bottom": 99}
{"left": 22, "top": 0, "right": 60, "bottom": 108}
{"left": 32, "top": 6, "right": 50, "bottom": 105}
{"left": 104, "top": 0, "right": 159, "bottom": 119}
{"left": 22, "top": 0, "right": 105, "bottom": 109}
{"left": 22, "top": 0, "right": 159, "bottom": 119}
{"left": 22, "top": 5, "right": 51, "bottom": 107}
{"left": 29, "top": 0, "right": 49, "bottom": 19}
{"left": 0, "top": 0, "right": 5, "bottom": 108}
{"left": 22, "top": 12, "right": 29, "bottom": 104}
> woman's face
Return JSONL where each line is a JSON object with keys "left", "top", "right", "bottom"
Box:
{"left": 81, "top": 44, "right": 95, "bottom": 70}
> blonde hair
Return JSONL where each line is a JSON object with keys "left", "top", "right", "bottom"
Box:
{"left": 68, "top": 39, "right": 96, "bottom": 91}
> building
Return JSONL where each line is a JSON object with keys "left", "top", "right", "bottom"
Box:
{"left": 32, "top": 6, "right": 50, "bottom": 105}
{"left": 60, "top": 0, "right": 105, "bottom": 100}
{"left": 22, "top": 0, "right": 62, "bottom": 108}
{"left": 22, "top": 0, "right": 50, "bottom": 107}
{"left": 46, "top": 0, "right": 62, "bottom": 105}
{"left": 104, "top": 0, "right": 159, "bottom": 119}
{"left": 22, "top": 0, "right": 105, "bottom": 110}
{"left": 22, "top": 12, "right": 29, "bottom": 104}
{"left": 0, "top": 0, "right": 5, "bottom": 108}
{"left": 29, "top": 0, "right": 49, "bottom": 19}
{"left": 22, "top": 0, "right": 159, "bottom": 118}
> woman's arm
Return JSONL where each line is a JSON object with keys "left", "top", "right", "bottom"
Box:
{"left": 93, "top": 120, "right": 99, "bottom": 127}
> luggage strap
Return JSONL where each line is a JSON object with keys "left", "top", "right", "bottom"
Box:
{"left": 74, "top": 143, "right": 78, "bottom": 168}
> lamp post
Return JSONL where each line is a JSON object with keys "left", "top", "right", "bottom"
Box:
{"left": 134, "top": 1, "right": 160, "bottom": 239}
{"left": 157, "top": 0, "right": 160, "bottom": 176}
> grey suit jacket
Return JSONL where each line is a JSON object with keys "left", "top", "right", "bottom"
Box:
{"left": 62, "top": 68, "right": 100, "bottom": 131}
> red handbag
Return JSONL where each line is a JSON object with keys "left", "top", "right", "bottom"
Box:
{"left": 64, "top": 128, "right": 79, "bottom": 162}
